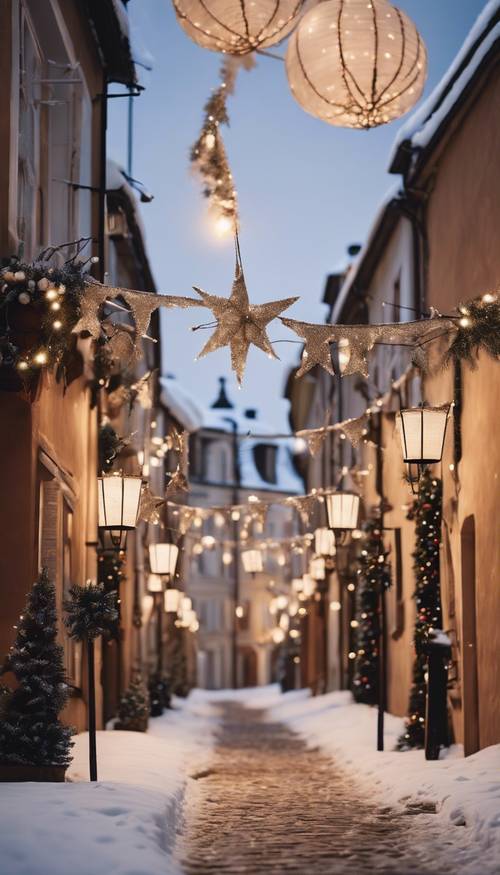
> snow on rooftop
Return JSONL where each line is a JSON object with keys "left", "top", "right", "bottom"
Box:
{"left": 389, "top": 1, "right": 500, "bottom": 168}
{"left": 160, "top": 377, "right": 303, "bottom": 494}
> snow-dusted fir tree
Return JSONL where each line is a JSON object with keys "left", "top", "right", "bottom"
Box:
{"left": 398, "top": 472, "right": 442, "bottom": 749}
{"left": 0, "top": 569, "right": 73, "bottom": 767}
{"left": 352, "top": 516, "right": 391, "bottom": 705}
{"left": 116, "top": 672, "right": 149, "bottom": 732}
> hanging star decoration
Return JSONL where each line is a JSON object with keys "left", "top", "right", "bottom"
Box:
{"left": 72, "top": 283, "right": 109, "bottom": 338}
{"left": 192, "top": 249, "right": 298, "bottom": 384}
{"left": 166, "top": 430, "right": 189, "bottom": 495}
{"left": 287, "top": 494, "right": 318, "bottom": 526}
{"left": 280, "top": 317, "right": 336, "bottom": 377}
{"left": 338, "top": 413, "right": 369, "bottom": 447}
{"left": 139, "top": 484, "right": 165, "bottom": 525}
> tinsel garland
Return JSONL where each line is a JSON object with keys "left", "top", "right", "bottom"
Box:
{"left": 397, "top": 471, "right": 442, "bottom": 750}
{"left": 352, "top": 516, "right": 392, "bottom": 706}
{"left": 190, "top": 56, "right": 255, "bottom": 231}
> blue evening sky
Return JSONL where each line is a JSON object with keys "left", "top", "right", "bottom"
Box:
{"left": 107, "top": 0, "right": 486, "bottom": 430}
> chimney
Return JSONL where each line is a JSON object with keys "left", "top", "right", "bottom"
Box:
{"left": 211, "top": 376, "right": 234, "bottom": 410}
{"left": 244, "top": 408, "right": 257, "bottom": 420}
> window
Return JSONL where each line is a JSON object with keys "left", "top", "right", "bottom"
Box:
{"left": 253, "top": 444, "right": 277, "bottom": 484}
{"left": 198, "top": 599, "right": 223, "bottom": 633}
{"left": 18, "top": 8, "right": 43, "bottom": 256}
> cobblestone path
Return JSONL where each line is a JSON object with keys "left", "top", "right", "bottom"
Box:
{"left": 180, "top": 703, "right": 449, "bottom": 875}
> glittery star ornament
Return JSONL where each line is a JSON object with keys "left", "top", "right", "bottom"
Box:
{"left": 72, "top": 283, "right": 109, "bottom": 338}
{"left": 139, "top": 484, "right": 165, "bottom": 525}
{"left": 193, "top": 262, "right": 298, "bottom": 384}
{"left": 338, "top": 413, "right": 368, "bottom": 447}
{"left": 280, "top": 317, "right": 336, "bottom": 377}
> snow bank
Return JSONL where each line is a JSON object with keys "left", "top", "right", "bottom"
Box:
{"left": 0, "top": 695, "right": 217, "bottom": 875}
{"left": 240, "top": 686, "right": 500, "bottom": 874}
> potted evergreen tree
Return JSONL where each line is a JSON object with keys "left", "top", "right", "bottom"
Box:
{"left": 116, "top": 672, "right": 149, "bottom": 732}
{"left": 0, "top": 569, "right": 73, "bottom": 781}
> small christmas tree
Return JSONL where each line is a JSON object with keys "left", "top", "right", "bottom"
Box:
{"left": 0, "top": 569, "right": 73, "bottom": 767}
{"left": 398, "top": 471, "right": 442, "bottom": 749}
{"left": 116, "top": 672, "right": 149, "bottom": 732}
{"left": 352, "top": 516, "right": 391, "bottom": 705}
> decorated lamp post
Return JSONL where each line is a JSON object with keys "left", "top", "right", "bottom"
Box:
{"left": 325, "top": 491, "right": 360, "bottom": 543}
{"left": 97, "top": 473, "right": 142, "bottom": 550}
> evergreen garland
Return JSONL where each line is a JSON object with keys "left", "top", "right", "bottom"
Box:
{"left": 64, "top": 582, "right": 118, "bottom": 642}
{"left": 446, "top": 295, "right": 500, "bottom": 368}
{"left": 97, "top": 550, "right": 125, "bottom": 641}
{"left": 0, "top": 569, "right": 73, "bottom": 767}
{"left": 398, "top": 471, "right": 442, "bottom": 750}
{"left": 352, "top": 516, "right": 391, "bottom": 705}
{"left": 116, "top": 672, "right": 149, "bottom": 732}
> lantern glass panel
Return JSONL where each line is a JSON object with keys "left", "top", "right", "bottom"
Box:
{"left": 164, "top": 588, "right": 181, "bottom": 613}
{"left": 98, "top": 475, "right": 142, "bottom": 530}
{"left": 310, "top": 556, "right": 326, "bottom": 580}
{"left": 149, "top": 543, "right": 179, "bottom": 577}
{"left": 302, "top": 574, "right": 316, "bottom": 598}
{"left": 314, "top": 527, "right": 336, "bottom": 556}
{"left": 325, "top": 492, "right": 359, "bottom": 530}
{"left": 396, "top": 407, "right": 449, "bottom": 463}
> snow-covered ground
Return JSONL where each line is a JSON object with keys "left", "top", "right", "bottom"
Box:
{"left": 0, "top": 695, "right": 217, "bottom": 875}
{"left": 238, "top": 685, "right": 500, "bottom": 875}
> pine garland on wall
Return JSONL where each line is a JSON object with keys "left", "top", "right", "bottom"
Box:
{"left": 398, "top": 471, "right": 443, "bottom": 750}
{"left": 352, "top": 516, "right": 391, "bottom": 705}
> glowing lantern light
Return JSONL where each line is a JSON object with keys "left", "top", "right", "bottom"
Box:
{"left": 97, "top": 473, "right": 142, "bottom": 548}
{"left": 149, "top": 543, "right": 179, "bottom": 579}
{"left": 314, "top": 527, "right": 336, "bottom": 557}
{"left": 147, "top": 574, "right": 163, "bottom": 593}
{"left": 242, "top": 549, "right": 263, "bottom": 575}
{"left": 272, "top": 627, "right": 286, "bottom": 644}
{"left": 325, "top": 492, "right": 360, "bottom": 532}
{"left": 396, "top": 406, "right": 450, "bottom": 467}
{"left": 310, "top": 556, "right": 326, "bottom": 580}
{"left": 286, "top": 0, "right": 427, "bottom": 129}
{"left": 164, "top": 589, "right": 182, "bottom": 613}
{"left": 302, "top": 574, "right": 316, "bottom": 598}
{"left": 172, "top": 0, "right": 306, "bottom": 56}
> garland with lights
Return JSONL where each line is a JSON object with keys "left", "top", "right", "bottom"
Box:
{"left": 0, "top": 257, "right": 89, "bottom": 382}
{"left": 446, "top": 295, "right": 500, "bottom": 368}
{"left": 352, "top": 516, "right": 391, "bottom": 706}
{"left": 397, "top": 471, "right": 442, "bottom": 750}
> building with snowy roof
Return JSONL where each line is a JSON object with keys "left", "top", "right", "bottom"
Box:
{"left": 161, "top": 375, "right": 304, "bottom": 689}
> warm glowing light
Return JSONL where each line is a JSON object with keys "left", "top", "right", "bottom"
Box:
{"left": 213, "top": 215, "right": 233, "bottom": 238}
{"left": 45, "top": 288, "right": 58, "bottom": 301}
{"left": 222, "top": 550, "right": 233, "bottom": 565}
{"left": 348, "top": 651, "right": 356, "bottom": 660}
{"left": 34, "top": 351, "right": 47, "bottom": 365}
{"left": 235, "top": 605, "right": 244, "bottom": 619}
{"left": 272, "top": 627, "right": 286, "bottom": 644}
{"left": 52, "top": 320, "right": 62, "bottom": 330}
{"left": 330, "top": 600, "right": 341, "bottom": 611}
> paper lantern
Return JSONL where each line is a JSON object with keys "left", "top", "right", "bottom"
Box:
{"left": 286, "top": 0, "right": 427, "bottom": 129}
{"left": 242, "top": 549, "right": 263, "bottom": 574}
{"left": 164, "top": 589, "right": 182, "bottom": 613}
{"left": 172, "top": 0, "right": 305, "bottom": 55}
{"left": 325, "top": 492, "right": 359, "bottom": 531}
{"left": 396, "top": 406, "right": 450, "bottom": 465}
{"left": 97, "top": 474, "right": 142, "bottom": 548}
{"left": 149, "top": 543, "right": 179, "bottom": 578}
{"left": 314, "top": 527, "right": 336, "bottom": 557}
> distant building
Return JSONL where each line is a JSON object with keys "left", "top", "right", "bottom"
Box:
{"left": 161, "top": 376, "right": 303, "bottom": 689}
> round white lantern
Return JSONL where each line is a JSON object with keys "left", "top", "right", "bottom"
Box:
{"left": 286, "top": 0, "right": 427, "bottom": 129}
{"left": 172, "top": 0, "right": 305, "bottom": 55}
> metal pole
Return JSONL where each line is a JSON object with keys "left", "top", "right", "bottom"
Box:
{"left": 87, "top": 638, "right": 98, "bottom": 781}
{"left": 98, "top": 74, "right": 107, "bottom": 283}
{"left": 377, "top": 584, "right": 387, "bottom": 751}
{"left": 156, "top": 592, "right": 163, "bottom": 674}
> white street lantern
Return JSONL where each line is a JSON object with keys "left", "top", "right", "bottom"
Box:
{"left": 97, "top": 473, "right": 142, "bottom": 548}
{"left": 286, "top": 0, "right": 427, "bottom": 129}
{"left": 325, "top": 492, "right": 360, "bottom": 532}
{"left": 291, "top": 577, "right": 304, "bottom": 594}
{"left": 147, "top": 573, "right": 163, "bottom": 593}
{"left": 272, "top": 627, "right": 286, "bottom": 644}
{"left": 310, "top": 556, "right": 326, "bottom": 580}
{"left": 164, "top": 588, "right": 182, "bottom": 613}
{"left": 302, "top": 574, "right": 316, "bottom": 598}
{"left": 279, "top": 613, "right": 290, "bottom": 631}
{"left": 181, "top": 608, "right": 196, "bottom": 629}
{"left": 241, "top": 549, "right": 263, "bottom": 575}
{"left": 314, "top": 527, "right": 336, "bottom": 557}
{"left": 172, "top": 0, "right": 306, "bottom": 56}
{"left": 396, "top": 406, "right": 450, "bottom": 466}
{"left": 180, "top": 596, "right": 192, "bottom": 614}
{"left": 149, "top": 543, "right": 179, "bottom": 579}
